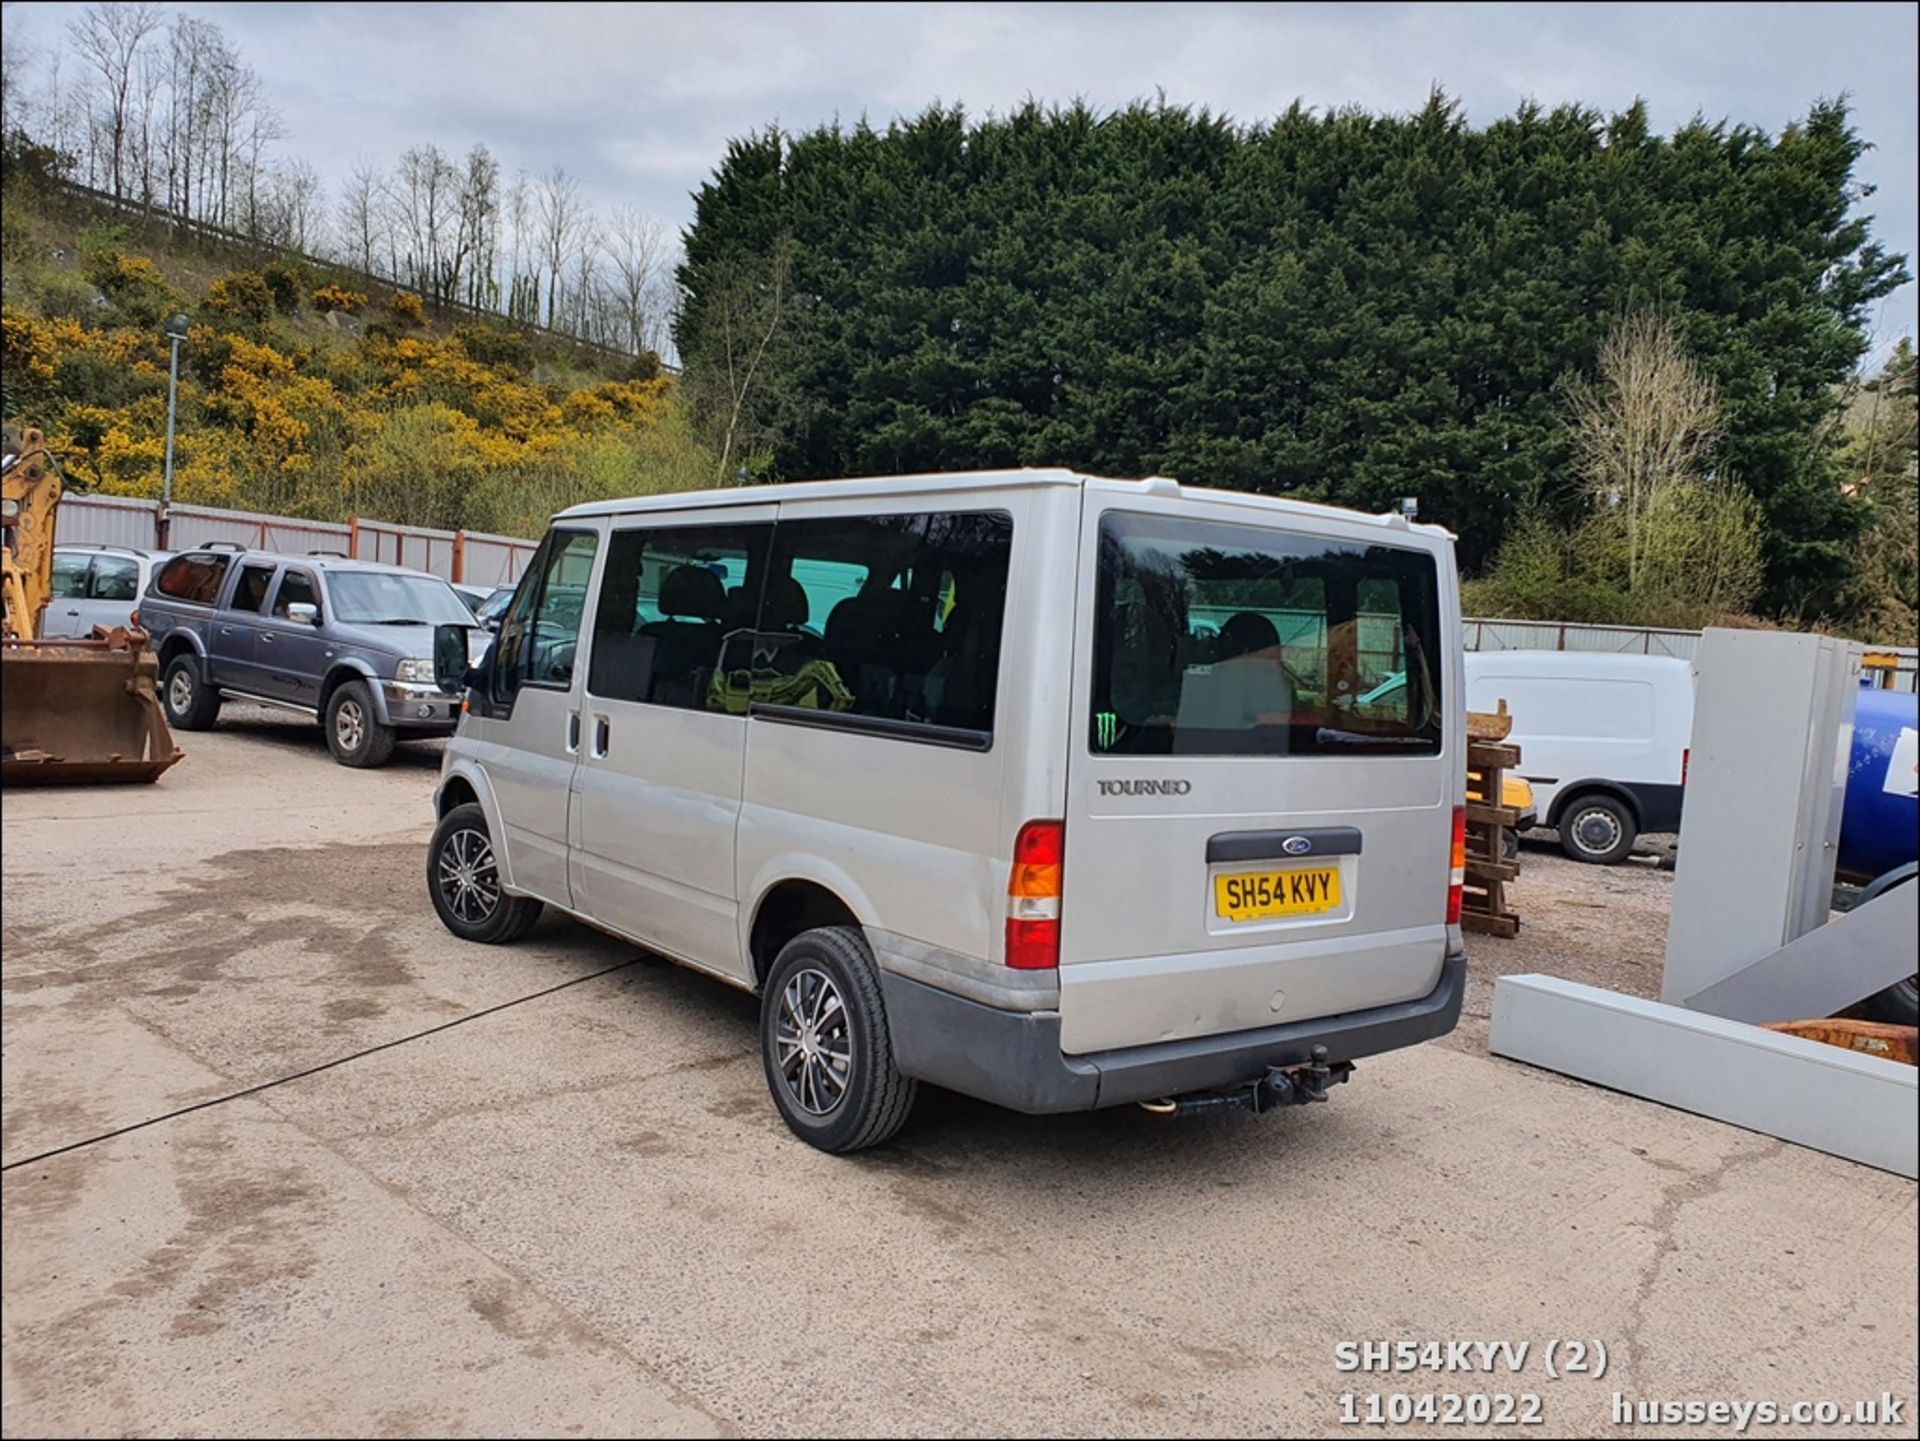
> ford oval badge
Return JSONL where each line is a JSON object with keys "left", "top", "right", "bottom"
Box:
{"left": 1282, "top": 835, "right": 1312, "bottom": 856}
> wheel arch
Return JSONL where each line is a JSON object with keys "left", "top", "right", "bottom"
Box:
{"left": 434, "top": 760, "right": 518, "bottom": 893}
{"left": 744, "top": 867, "right": 876, "bottom": 991}
{"left": 157, "top": 628, "right": 207, "bottom": 673}
{"left": 320, "top": 660, "right": 390, "bottom": 724}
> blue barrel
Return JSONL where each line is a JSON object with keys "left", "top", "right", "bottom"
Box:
{"left": 1841, "top": 684, "right": 1919, "bottom": 882}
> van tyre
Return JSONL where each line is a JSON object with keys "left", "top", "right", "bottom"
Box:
{"left": 162, "top": 655, "right": 221, "bottom": 730}
{"left": 326, "top": 679, "right": 396, "bottom": 768}
{"left": 1559, "top": 793, "right": 1636, "bottom": 865}
{"left": 427, "top": 802, "right": 543, "bottom": 943}
{"left": 760, "top": 926, "right": 917, "bottom": 1154}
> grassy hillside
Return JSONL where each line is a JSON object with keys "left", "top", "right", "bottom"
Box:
{"left": 0, "top": 178, "right": 715, "bottom": 538}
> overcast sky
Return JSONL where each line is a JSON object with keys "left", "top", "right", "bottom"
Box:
{"left": 12, "top": 1, "right": 1918, "bottom": 363}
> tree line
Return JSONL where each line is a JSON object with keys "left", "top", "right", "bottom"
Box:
{"left": 0, "top": 1, "right": 676, "bottom": 359}
{"left": 674, "top": 96, "right": 1910, "bottom": 619}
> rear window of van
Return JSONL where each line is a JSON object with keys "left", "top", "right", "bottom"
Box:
{"left": 1089, "top": 511, "right": 1443, "bottom": 757}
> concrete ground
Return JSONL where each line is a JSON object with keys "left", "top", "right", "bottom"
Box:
{"left": 3, "top": 709, "right": 1915, "bottom": 1439}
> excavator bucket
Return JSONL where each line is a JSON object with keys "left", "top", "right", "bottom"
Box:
{"left": 1, "top": 627, "right": 184, "bottom": 785}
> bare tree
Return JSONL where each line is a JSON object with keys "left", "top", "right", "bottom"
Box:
{"left": 503, "top": 168, "right": 537, "bottom": 323}
{"left": 682, "top": 241, "right": 806, "bottom": 484}
{"left": 603, "top": 206, "right": 672, "bottom": 357}
{"left": 570, "top": 215, "right": 602, "bottom": 338}
{"left": 454, "top": 143, "right": 500, "bottom": 309}
{"left": 0, "top": 13, "right": 38, "bottom": 139}
{"left": 268, "top": 157, "right": 325, "bottom": 251}
{"left": 204, "top": 48, "right": 274, "bottom": 228}
{"left": 535, "top": 165, "right": 585, "bottom": 330}
{"left": 66, "top": 1, "right": 164, "bottom": 199}
{"left": 336, "top": 161, "right": 382, "bottom": 273}
{"left": 393, "top": 142, "right": 458, "bottom": 300}
{"left": 159, "top": 13, "right": 219, "bottom": 216}
{"left": 1565, "top": 313, "right": 1724, "bottom": 591}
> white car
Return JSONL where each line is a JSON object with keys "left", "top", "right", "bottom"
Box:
{"left": 43, "top": 545, "right": 171, "bottom": 637}
{"left": 425, "top": 470, "right": 1469, "bottom": 1151}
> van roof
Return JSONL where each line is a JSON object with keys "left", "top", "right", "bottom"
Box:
{"left": 556, "top": 468, "right": 1453, "bottom": 540}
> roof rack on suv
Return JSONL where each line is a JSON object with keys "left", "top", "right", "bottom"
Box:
{"left": 200, "top": 540, "right": 247, "bottom": 552}
{"left": 306, "top": 548, "right": 348, "bottom": 557}
{"left": 55, "top": 542, "right": 149, "bottom": 556}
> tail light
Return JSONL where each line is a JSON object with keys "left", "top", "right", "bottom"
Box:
{"left": 1446, "top": 804, "right": 1467, "bottom": 926}
{"left": 1005, "top": 819, "right": 1064, "bottom": 970}
{"left": 1681, "top": 748, "right": 1690, "bottom": 787}
{"left": 128, "top": 610, "right": 139, "bottom": 627}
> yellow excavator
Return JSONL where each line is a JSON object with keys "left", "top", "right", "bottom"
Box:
{"left": 2, "top": 422, "right": 182, "bottom": 784}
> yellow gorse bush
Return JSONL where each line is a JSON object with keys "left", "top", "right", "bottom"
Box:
{"left": 4, "top": 242, "right": 704, "bottom": 533}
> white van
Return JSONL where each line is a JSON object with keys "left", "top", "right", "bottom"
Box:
{"left": 426, "top": 471, "right": 1468, "bottom": 1151}
{"left": 1464, "top": 651, "right": 1693, "bottom": 864}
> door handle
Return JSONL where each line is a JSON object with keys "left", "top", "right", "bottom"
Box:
{"left": 219, "top": 625, "right": 233, "bottom": 635}
{"left": 259, "top": 632, "right": 274, "bottom": 644}
{"left": 592, "top": 715, "right": 610, "bottom": 759}
{"left": 566, "top": 712, "right": 581, "bottom": 754}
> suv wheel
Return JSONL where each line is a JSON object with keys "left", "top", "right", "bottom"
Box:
{"left": 426, "top": 802, "right": 543, "bottom": 943}
{"left": 326, "top": 679, "right": 396, "bottom": 767}
{"left": 1559, "top": 793, "right": 1636, "bottom": 865}
{"left": 162, "top": 655, "right": 221, "bottom": 730}
{"left": 760, "top": 926, "right": 917, "bottom": 1154}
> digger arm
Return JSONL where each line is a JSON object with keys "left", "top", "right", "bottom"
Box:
{"left": 1, "top": 424, "right": 66, "bottom": 642}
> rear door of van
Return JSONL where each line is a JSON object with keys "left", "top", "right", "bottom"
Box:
{"left": 1058, "top": 487, "right": 1462, "bottom": 1055}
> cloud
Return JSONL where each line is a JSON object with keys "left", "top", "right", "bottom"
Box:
{"left": 11, "top": 1, "right": 1915, "bottom": 357}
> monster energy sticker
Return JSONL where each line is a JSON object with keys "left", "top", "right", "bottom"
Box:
{"left": 1095, "top": 711, "right": 1119, "bottom": 751}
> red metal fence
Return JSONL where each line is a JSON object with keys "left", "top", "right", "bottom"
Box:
{"left": 57, "top": 494, "right": 540, "bottom": 588}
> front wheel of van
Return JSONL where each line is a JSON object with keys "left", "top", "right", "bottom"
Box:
{"left": 760, "top": 926, "right": 918, "bottom": 1154}
{"left": 1559, "top": 793, "right": 1636, "bottom": 865}
{"left": 427, "top": 803, "right": 543, "bottom": 944}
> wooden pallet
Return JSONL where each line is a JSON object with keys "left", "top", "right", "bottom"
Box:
{"left": 1463, "top": 711, "right": 1522, "bottom": 937}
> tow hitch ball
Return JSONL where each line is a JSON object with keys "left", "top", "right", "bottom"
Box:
{"left": 1140, "top": 1046, "right": 1355, "bottom": 1118}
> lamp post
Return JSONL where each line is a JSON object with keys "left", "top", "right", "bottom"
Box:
{"left": 159, "top": 312, "right": 190, "bottom": 548}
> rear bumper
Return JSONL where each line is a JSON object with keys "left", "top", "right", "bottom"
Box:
{"left": 880, "top": 953, "right": 1467, "bottom": 1114}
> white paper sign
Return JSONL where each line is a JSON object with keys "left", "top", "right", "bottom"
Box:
{"left": 1886, "top": 726, "right": 1920, "bottom": 799}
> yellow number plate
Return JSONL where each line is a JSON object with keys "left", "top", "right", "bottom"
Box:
{"left": 1214, "top": 865, "right": 1343, "bottom": 922}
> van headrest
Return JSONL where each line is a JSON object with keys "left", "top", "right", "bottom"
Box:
{"left": 761, "top": 575, "right": 809, "bottom": 630}
{"left": 1219, "top": 611, "right": 1280, "bottom": 659}
{"left": 659, "top": 565, "right": 726, "bottom": 620}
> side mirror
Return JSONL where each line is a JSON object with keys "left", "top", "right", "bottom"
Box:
{"left": 434, "top": 623, "right": 471, "bottom": 695}
{"left": 286, "top": 602, "right": 320, "bottom": 626}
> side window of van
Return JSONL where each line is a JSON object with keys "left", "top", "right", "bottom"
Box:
{"left": 1089, "top": 511, "right": 1443, "bottom": 757}
{"left": 492, "top": 529, "right": 599, "bottom": 705}
{"left": 586, "top": 523, "right": 772, "bottom": 709}
{"left": 765, "top": 510, "right": 1013, "bottom": 737}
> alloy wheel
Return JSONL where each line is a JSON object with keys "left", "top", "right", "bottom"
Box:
{"left": 773, "top": 966, "right": 853, "bottom": 1116}
{"left": 436, "top": 827, "right": 500, "bottom": 924}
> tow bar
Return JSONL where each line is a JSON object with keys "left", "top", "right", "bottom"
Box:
{"left": 1138, "top": 1046, "right": 1354, "bottom": 1118}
